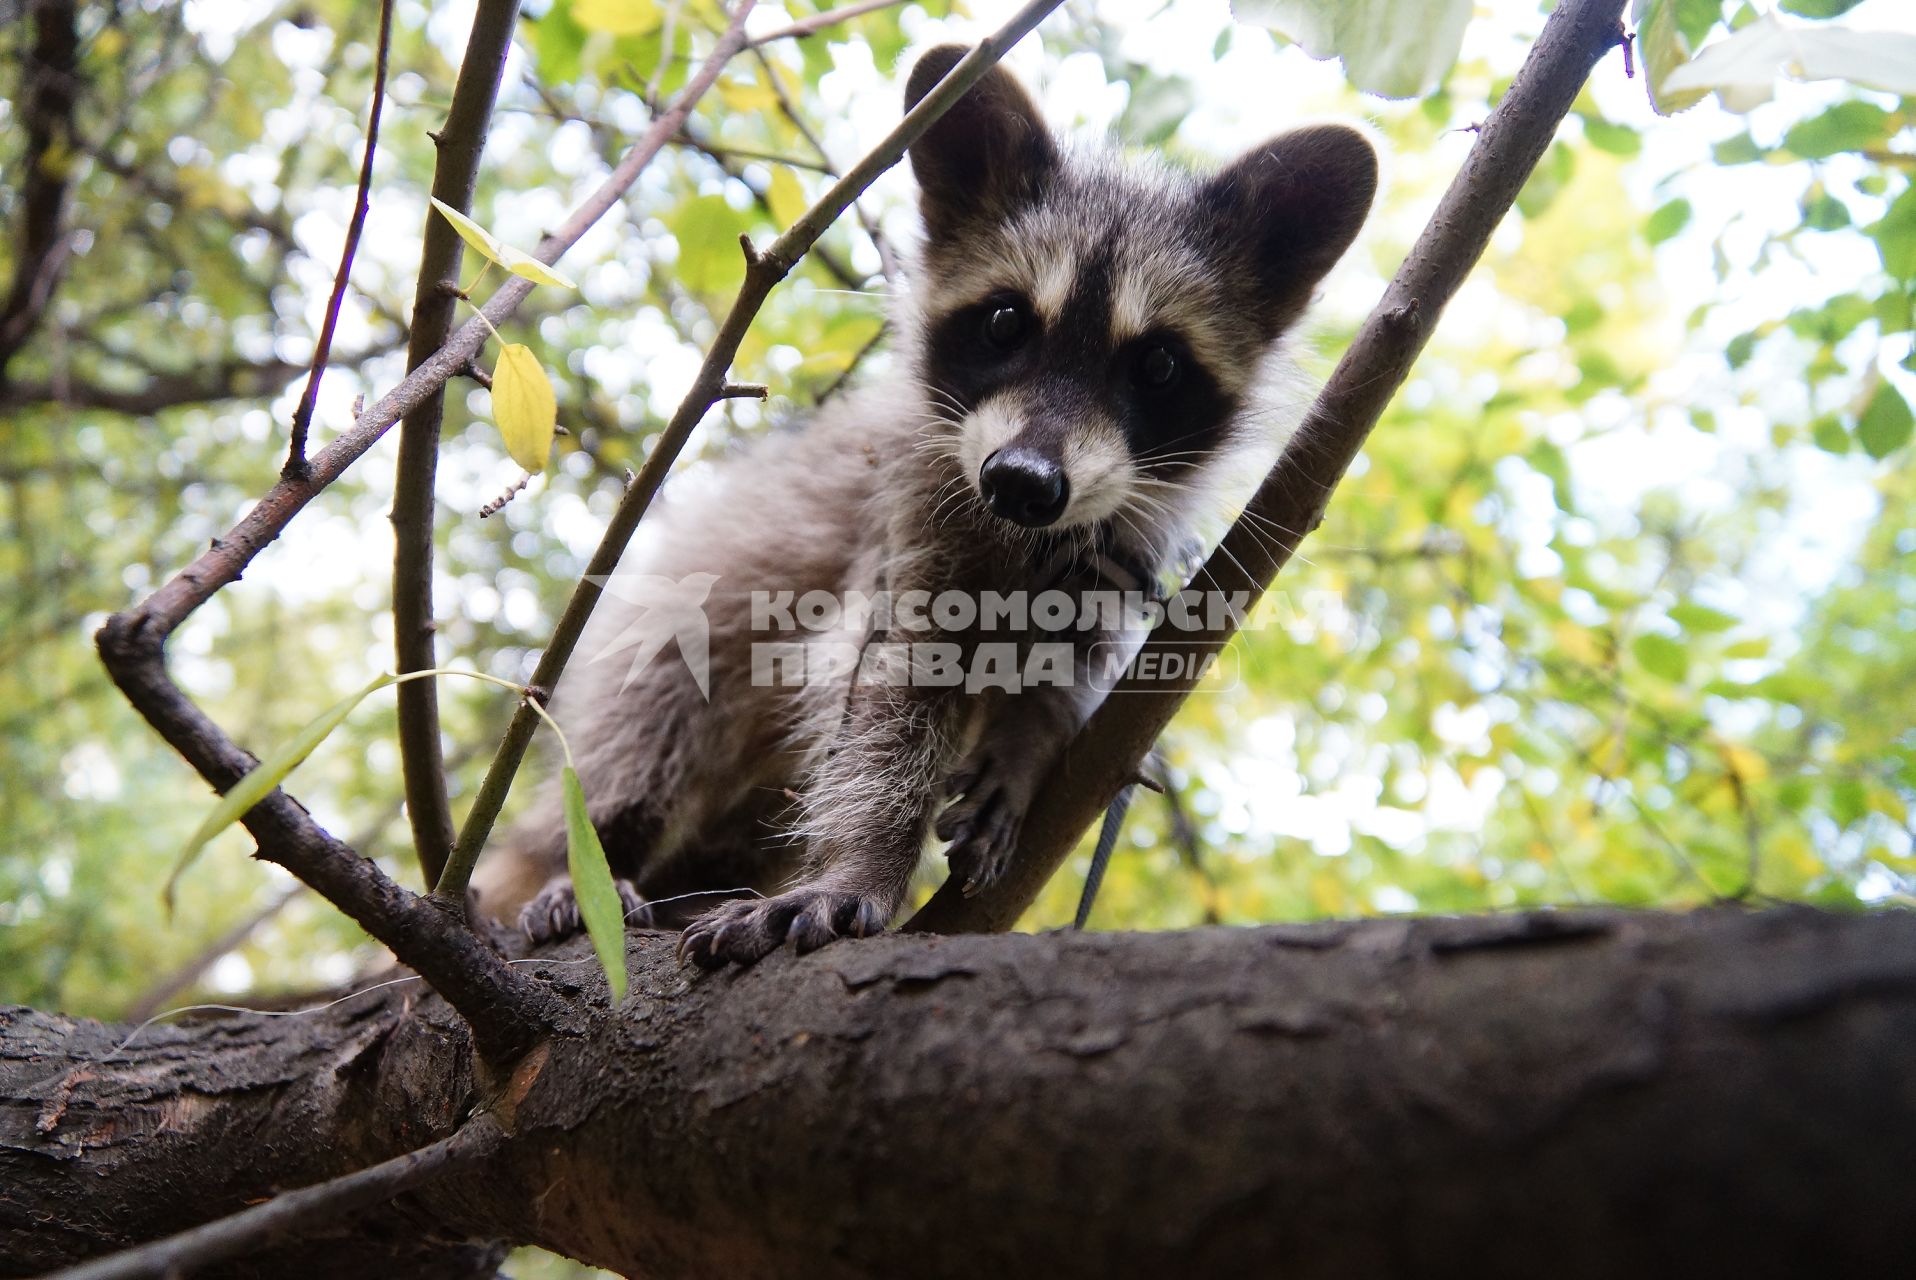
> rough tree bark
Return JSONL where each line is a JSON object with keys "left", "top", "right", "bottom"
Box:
{"left": 6, "top": 907, "right": 1916, "bottom": 1278}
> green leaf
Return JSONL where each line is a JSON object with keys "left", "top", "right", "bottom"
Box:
{"left": 1868, "top": 184, "right": 1916, "bottom": 280}
{"left": 1780, "top": 0, "right": 1866, "bottom": 17}
{"left": 430, "top": 197, "right": 576, "bottom": 290}
{"left": 563, "top": 766, "right": 628, "bottom": 1002}
{"left": 572, "top": 0, "right": 662, "bottom": 36}
{"left": 1662, "top": 13, "right": 1916, "bottom": 112}
{"left": 1802, "top": 186, "right": 1851, "bottom": 231}
{"left": 766, "top": 166, "right": 807, "bottom": 228}
{"left": 1670, "top": 602, "right": 1737, "bottom": 633}
{"left": 1783, "top": 101, "right": 1891, "bottom": 159}
{"left": 1673, "top": 0, "right": 1724, "bottom": 47}
{"left": 1810, "top": 414, "right": 1851, "bottom": 453}
{"left": 1711, "top": 133, "right": 1764, "bottom": 164}
{"left": 1232, "top": 0, "right": 1472, "bottom": 98}
{"left": 432, "top": 196, "right": 506, "bottom": 267}
{"left": 1119, "top": 70, "right": 1197, "bottom": 146}
{"left": 1638, "top": 0, "right": 1711, "bottom": 113}
{"left": 1581, "top": 116, "right": 1641, "bottom": 156}
{"left": 1646, "top": 197, "right": 1693, "bottom": 244}
{"left": 492, "top": 344, "right": 557, "bottom": 474}
{"left": 1633, "top": 632, "right": 1690, "bottom": 682}
{"left": 1857, "top": 382, "right": 1914, "bottom": 459}
{"left": 168, "top": 673, "right": 396, "bottom": 908}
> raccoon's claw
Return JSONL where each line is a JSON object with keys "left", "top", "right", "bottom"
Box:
{"left": 519, "top": 873, "right": 648, "bottom": 944}
{"left": 939, "top": 784, "right": 1023, "bottom": 897}
{"left": 678, "top": 889, "right": 889, "bottom": 969}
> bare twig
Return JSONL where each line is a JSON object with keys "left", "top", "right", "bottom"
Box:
{"left": 676, "top": 117, "right": 868, "bottom": 289}
{"left": 479, "top": 472, "right": 531, "bottom": 517}
{"left": 41, "top": 1117, "right": 503, "bottom": 1280}
{"left": 909, "top": 0, "right": 1632, "bottom": 934}
{"left": 0, "top": 0, "right": 81, "bottom": 394}
{"left": 0, "top": 345, "right": 394, "bottom": 414}
{"left": 391, "top": 0, "right": 523, "bottom": 891}
{"left": 94, "top": 1, "right": 777, "bottom": 1057}
{"left": 750, "top": 42, "right": 898, "bottom": 280}
{"left": 748, "top": 0, "right": 905, "bottom": 46}
{"left": 284, "top": 0, "right": 394, "bottom": 479}
{"left": 815, "top": 320, "right": 887, "bottom": 404}
{"left": 434, "top": 0, "right": 1071, "bottom": 908}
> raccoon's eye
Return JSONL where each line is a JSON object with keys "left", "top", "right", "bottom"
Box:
{"left": 983, "top": 304, "right": 1029, "bottom": 351}
{"left": 1135, "top": 344, "right": 1181, "bottom": 391}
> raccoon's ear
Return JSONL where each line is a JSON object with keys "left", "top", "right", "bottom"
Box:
{"left": 1202, "top": 125, "right": 1378, "bottom": 332}
{"left": 905, "top": 45, "right": 1058, "bottom": 242}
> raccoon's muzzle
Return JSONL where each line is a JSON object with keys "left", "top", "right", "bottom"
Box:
{"left": 980, "top": 445, "right": 1069, "bottom": 528}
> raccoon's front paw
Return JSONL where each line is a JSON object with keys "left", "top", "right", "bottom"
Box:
{"left": 937, "top": 775, "right": 1025, "bottom": 897}
{"left": 519, "top": 873, "right": 647, "bottom": 944}
{"left": 677, "top": 888, "right": 890, "bottom": 970}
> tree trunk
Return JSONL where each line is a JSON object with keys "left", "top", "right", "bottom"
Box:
{"left": 7, "top": 907, "right": 1916, "bottom": 1278}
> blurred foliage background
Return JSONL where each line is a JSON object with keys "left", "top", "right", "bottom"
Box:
{"left": 4, "top": 1, "right": 1911, "bottom": 1271}
{"left": 2, "top": 0, "right": 1912, "bottom": 1032}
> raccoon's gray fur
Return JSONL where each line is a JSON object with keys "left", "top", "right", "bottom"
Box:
{"left": 475, "top": 44, "right": 1377, "bottom": 967}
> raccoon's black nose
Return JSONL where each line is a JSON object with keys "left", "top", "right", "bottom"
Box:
{"left": 980, "top": 447, "right": 1069, "bottom": 528}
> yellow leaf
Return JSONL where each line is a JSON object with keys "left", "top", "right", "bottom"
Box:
{"left": 499, "top": 246, "right": 576, "bottom": 290}
{"left": 573, "top": 0, "right": 661, "bottom": 36}
{"left": 766, "top": 166, "right": 807, "bottom": 227}
{"left": 493, "top": 344, "right": 557, "bottom": 474}
{"left": 718, "top": 76, "right": 781, "bottom": 114}
{"left": 431, "top": 197, "right": 575, "bottom": 289}
{"left": 1719, "top": 742, "right": 1769, "bottom": 783}
{"left": 430, "top": 196, "right": 505, "bottom": 267}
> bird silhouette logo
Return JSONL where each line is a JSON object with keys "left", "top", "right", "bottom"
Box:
{"left": 582, "top": 571, "right": 720, "bottom": 699}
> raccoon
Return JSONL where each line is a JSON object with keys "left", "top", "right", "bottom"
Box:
{"left": 476, "top": 44, "right": 1377, "bottom": 968}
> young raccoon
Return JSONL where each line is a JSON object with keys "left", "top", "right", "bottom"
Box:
{"left": 477, "top": 44, "right": 1377, "bottom": 967}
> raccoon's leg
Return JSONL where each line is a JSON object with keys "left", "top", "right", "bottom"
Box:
{"left": 521, "top": 871, "right": 650, "bottom": 942}
{"left": 509, "top": 663, "right": 721, "bottom": 942}
{"left": 937, "top": 693, "right": 1084, "bottom": 896}
{"left": 937, "top": 635, "right": 1124, "bottom": 894}
{"left": 678, "top": 683, "right": 958, "bottom": 968}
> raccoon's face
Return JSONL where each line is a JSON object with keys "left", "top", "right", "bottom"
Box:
{"left": 903, "top": 45, "right": 1377, "bottom": 536}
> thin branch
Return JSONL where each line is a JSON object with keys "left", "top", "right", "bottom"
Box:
{"left": 434, "top": 0, "right": 1071, "bottom": 908}
{"left": 676, "top": 117, "right": 868, "bottom": 289}
{"left": 284, "top": 0, "right": 395, "bottom": 478}
{"left": 747, "top": 0, "right": 905, "bottom": 46}
{"left": 909, "top": 0, "right": 1632, "bottom": 934}
{"left": 41, "top": 1117, "right": 503, "bottom": 1280}
{"left": 814, "top": 319, "right": 887, "bottom": 404}
{"left": 0, "top": 346, "right": 392, "bottom": 414}
{"left": 93, "top": 1, "right": 776, "bottom": 1057}
{"left": 750, "top": 42, "right": 898, "bottom": 280}
{"left": 91, "top": 8, "right": 765, "bottom": 1063}
{"left": 0, "top": 0, "right": 81, "bottom": 394}
{"left": 391, "top": 0, "right": 523, "bottom": 893}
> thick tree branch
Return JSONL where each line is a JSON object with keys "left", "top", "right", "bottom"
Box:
{"left": 0, "top": 0, "right": 80, "bottom": 394}
{"left": 435, "top": 0, "right": 1069, "bottom": 908}
{"left": 391, "top": 0, "right": 523, "bottom": 893}
{"left": 284, "top": 0, "right": 395, "bottom": 478}
{"left": 8, "top": 907, "right": 1916, "bottom": 1277}
{"left": 911, "top": 0, "right": 1631, "bottom": 935}
{"left": 43, "top": 1121, "right": 503, "bottom": 1280}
